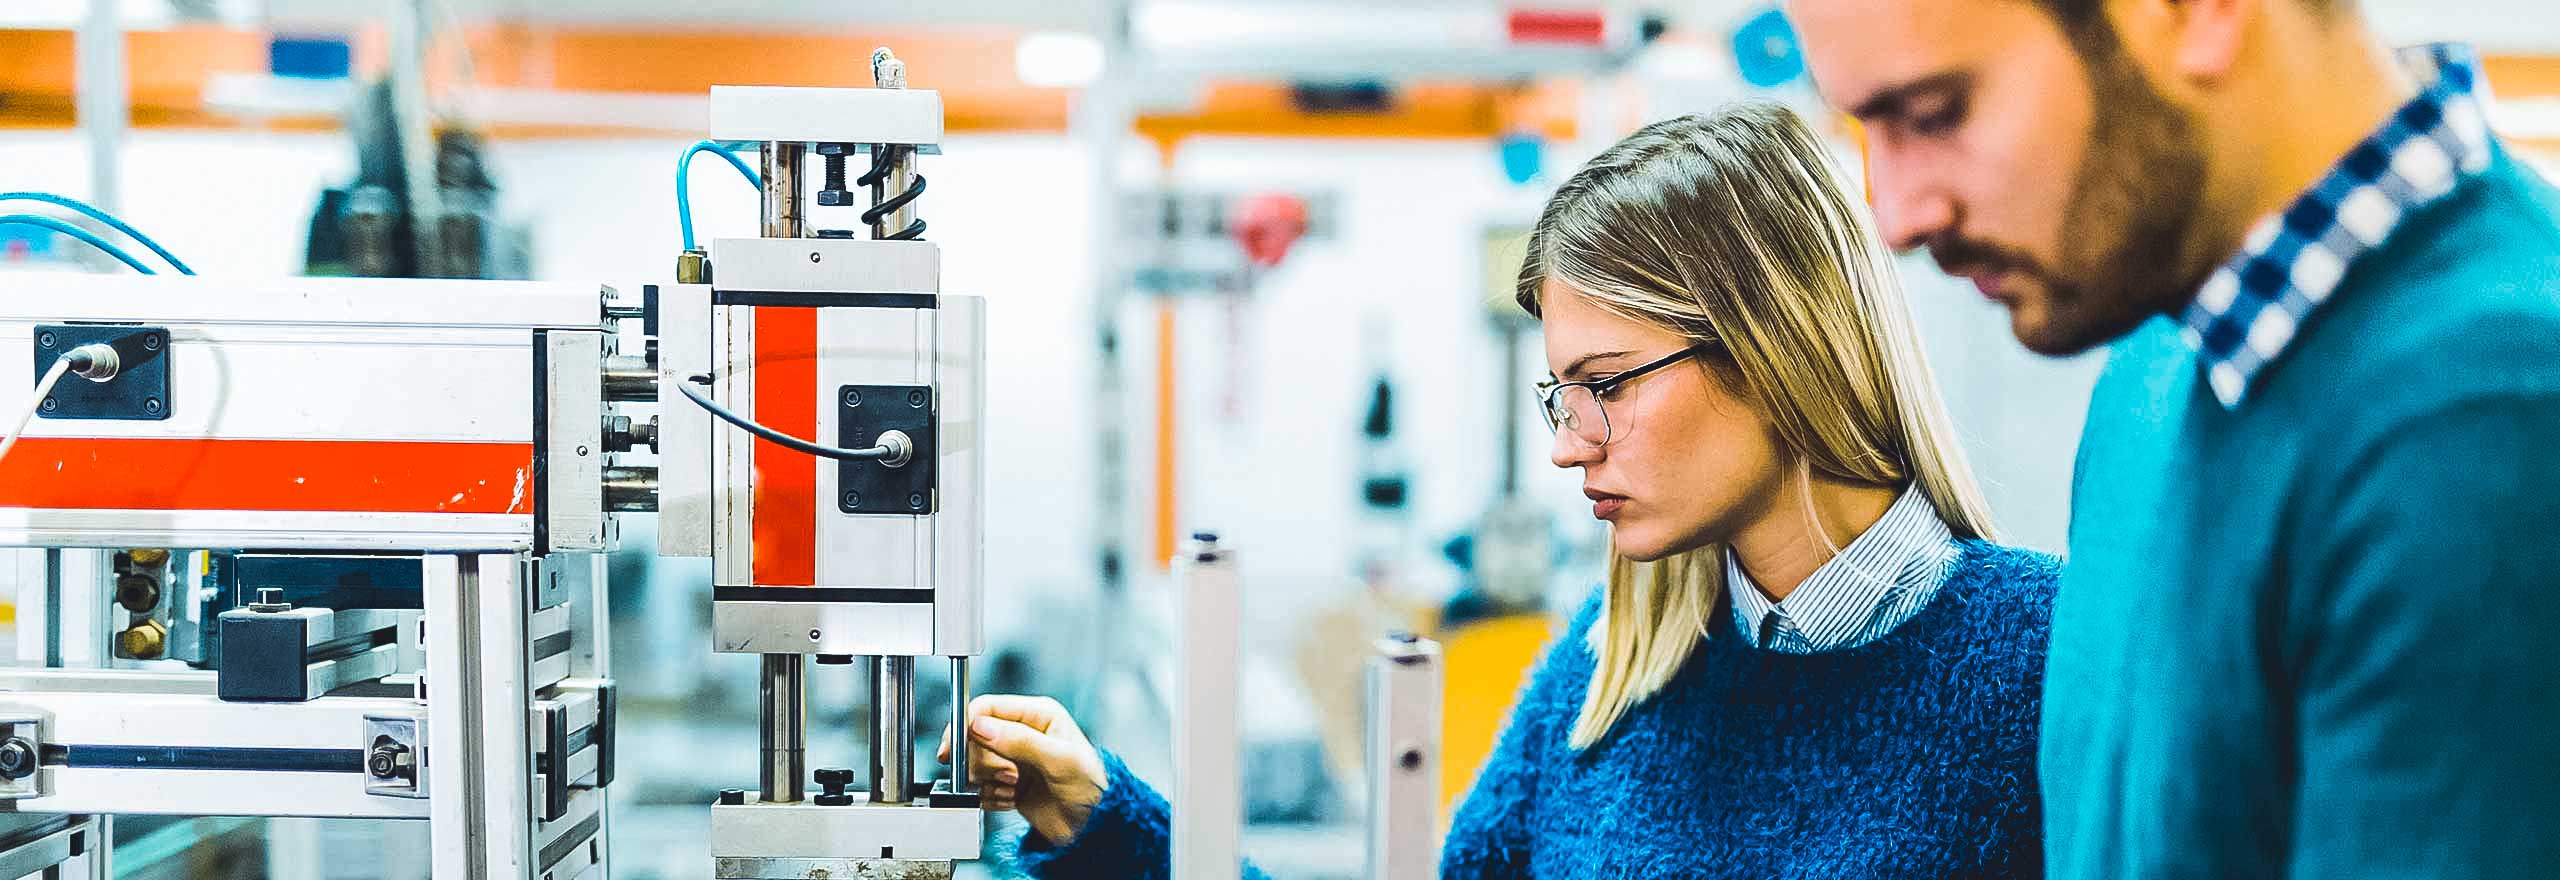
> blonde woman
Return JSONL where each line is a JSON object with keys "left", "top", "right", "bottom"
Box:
{"left": 945, "top": 103, "right": 2059, "bottom": 878}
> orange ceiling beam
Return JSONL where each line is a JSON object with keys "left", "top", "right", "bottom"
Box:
{"left": 4, "top": 24, "right": 1579, "bottom": 141}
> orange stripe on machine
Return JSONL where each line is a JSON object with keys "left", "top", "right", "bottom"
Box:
{"left": 0, "top": 438, "right": 536, "bottom": 514}
{"left": 751, "top": 306, "right": 820, "bottom": 587}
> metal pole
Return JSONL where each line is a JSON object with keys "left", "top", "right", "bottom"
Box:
{"left": 870, "top": 657, "right": 914, "bottom": 803}
{"left": 388, "top": 0, "right": 442, "bottom": 274}
{"left": 759, "top": 654, "right": 804, "bottom": 803}
{"left": 760, "top": 143, "right": 806, "bottom": 240}
{"left": 948, "top": 656, "right": 973, "bottom": 793}
{"left": 74, "top": 0, "right": 124, "bottom": 220}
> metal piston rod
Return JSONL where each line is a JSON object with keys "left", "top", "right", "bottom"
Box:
{"left": 760, "top": 655, "right": 805, "bottom": 804}
{"left": 869, "top": 656, "right": 914, "bottom": 803}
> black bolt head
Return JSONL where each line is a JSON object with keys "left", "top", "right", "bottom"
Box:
{"left": 817, "top": 190, "right": 857, "bottom": 207}
{"left": 844, "top": 389, "right": 863, "bottom": 407}
{"left": 814, "top": 793, "right": 855, "bottom": 806}
{"left": 842, "top": 491, "right": 861, "bottom": 508}
{"left": 144, "top": 398, "right": 163, "bottom": 415}
{"left": 814, "top": 768, "right": 855, "bottom": 786}
{"left": 814, "top": 143, "right": 855, "bottom": 156}
{"left": 906, "top": 389, "right": 926, "bottom": 407}
{"left": 1399, "top": 748, "right": 1424, "bottom": 771}
{"left": 718, "top": 789, "right": 746, "bottom": 806}
{"left": 142, "top": 334, "right": 161, "bottom": 351}
{"left": 907, "top": 493, "right": 925, "bottom": 510}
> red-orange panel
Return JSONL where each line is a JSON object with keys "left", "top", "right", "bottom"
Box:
{"left": 0, "top": 438, "right": 533, "bottom": 514}
{"left": 751, "top": 307, "right": 819, "bottom": 586}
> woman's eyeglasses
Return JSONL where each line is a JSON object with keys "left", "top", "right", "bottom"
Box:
{"left": 1535, "top": 342, "right": 1715, "bottom": 446}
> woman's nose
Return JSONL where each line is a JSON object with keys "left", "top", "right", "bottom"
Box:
{"left": 1549, "top": 426, "right": 1602, "bottom": 468}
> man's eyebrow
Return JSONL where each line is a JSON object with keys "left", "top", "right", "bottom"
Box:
{"left": 1847, "top": 70, "right": 1972, "bottom": 122}
{"left": 1559, "top": 350, "right": 1636, "bottom": 380}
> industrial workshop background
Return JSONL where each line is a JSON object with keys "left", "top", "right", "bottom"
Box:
{"left": 0, "top": 1, "right": 2556, "bottom": 878}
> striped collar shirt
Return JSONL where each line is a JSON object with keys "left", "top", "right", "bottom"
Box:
{"left": 1725, "top": 485, "right": 1959, "bottom": 654}
{"left": 2179, "top": 42, "right": 2495, "bottom": 408}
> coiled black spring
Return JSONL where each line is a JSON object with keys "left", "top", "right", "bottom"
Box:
{"left": 856, "top": 144, "right": 927, "bottom": 241}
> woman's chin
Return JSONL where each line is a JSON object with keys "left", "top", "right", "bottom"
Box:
{"left": 1609, "top": 529, "right": 1678, "bottom": 563}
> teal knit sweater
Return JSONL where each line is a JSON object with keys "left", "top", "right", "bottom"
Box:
{"left": 2044, "top": 151, "right": 2560, "bottom": 878}
{"left": 1014, "top": 540, "right": 2059, "bottom": 878}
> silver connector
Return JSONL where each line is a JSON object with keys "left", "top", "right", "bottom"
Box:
{"left": 66, "top": 343, "right": 119, "bottom": 382}
{"left": 875, "top": 430, "right": 915, "bottom": 469}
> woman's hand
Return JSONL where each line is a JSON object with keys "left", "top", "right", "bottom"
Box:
{"left": 938, "top": 694, "right": 1110, "bottom": 845}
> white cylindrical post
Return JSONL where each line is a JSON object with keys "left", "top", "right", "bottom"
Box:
{"left": 1171, "top": 534, "right": 1239, "bottom": 880}
{"left": 1365, "top": 634, "right": 1443, "bottom": 880}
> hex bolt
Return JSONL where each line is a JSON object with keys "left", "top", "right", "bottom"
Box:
{"left": 0, "top": 738, "right": 37, "bottom": 780}
{"left": 249, "top": 587, "right": 292, "bottom": 613}
{"left": 718, "top": 789, "right": 746, "bottom": 806}
{"left": 366, "top": 736, "right": 413, "bottom": 781}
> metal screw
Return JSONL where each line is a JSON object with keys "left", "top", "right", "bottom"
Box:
{"left": 143, "top": 398, "right": 162, "bottom": 415}
{"left": 907, "top": 493, "right": 925, "bottom": 510}
{"left": 142, "top": 334, "right": 161, "bottom": 351}
{"left": 38, "top": 398, "right": 56, "bottom": 414}
{"left": 808, "top": 628, "right": 822, "bottom": 642}
{"left": 906, "top": 389, "right": 926, "bottom": 407}
{"left": 35, "top": 332, "right": 53, "bottom": 349}
{"left": 842, "top": 490, "right": 861, "bottom": 508}
{"left": 844, "top": 389, "right": 863, "bottom": 407}
{"left": 575, "top": 445, "right": 590, "bottom": 456}
{"left": 809, "top": 251, "right": 823, "bottom": 263}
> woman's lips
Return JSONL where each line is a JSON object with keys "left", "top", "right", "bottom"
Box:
{"left": 1585, "top": 488, "right": 1627, "bottom": 521}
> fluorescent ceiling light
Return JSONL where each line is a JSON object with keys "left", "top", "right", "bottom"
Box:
{"left": 1016, "top": 31, "right": 1105, "bottom": 88}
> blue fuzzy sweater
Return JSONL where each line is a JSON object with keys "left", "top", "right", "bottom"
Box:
{"left": 1015, "top": 540, "right": 2057, "bottom": 879}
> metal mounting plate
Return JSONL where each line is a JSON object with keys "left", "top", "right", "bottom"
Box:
{"left": 836, "top": 385, "right": 936, "bottom": 515}
{"left": 34, "top": 324, "right": 170, "bottom": 421}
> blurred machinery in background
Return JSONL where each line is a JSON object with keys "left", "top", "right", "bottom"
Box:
{"left": 303, "top": 79, "right": 531, "bottom": 280}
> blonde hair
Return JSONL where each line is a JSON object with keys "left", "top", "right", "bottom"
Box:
{"left": 1517, "top": 102, "right": 1998, "bottom": 749}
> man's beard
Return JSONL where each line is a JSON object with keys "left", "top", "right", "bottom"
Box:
{"left": 1930, "top": 29, "right": 2212, "bottom": 357}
